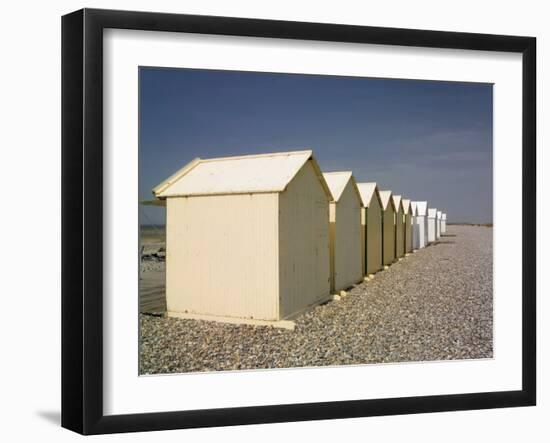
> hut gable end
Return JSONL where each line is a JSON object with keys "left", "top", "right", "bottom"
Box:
{"left": 322, "top": 171, "right": 361, "bottom": 204}
{"left": 402, "top": 198, "right": 412, "bottom": 215}
{"left": 379, "top": 190, "right": 396, "bottom": 212}
{"left": 278, "top": 161, "right": 331, "bottom": 318}
{"left": 357, "top": 182, "right": 383, "bottom": 208}
{"left": 392, "top": 195, "right": 404, "bottom": 213}
{"left": 415, "top": 201, "right": 428, "bottom": 216}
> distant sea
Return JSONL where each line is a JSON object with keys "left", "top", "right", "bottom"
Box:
{"left": 140, "top": 224, "right": 166, "bottom": 242}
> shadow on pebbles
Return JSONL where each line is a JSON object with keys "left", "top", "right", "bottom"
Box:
{"left": 140, "top": 225, "right": 493, "bottom": 374}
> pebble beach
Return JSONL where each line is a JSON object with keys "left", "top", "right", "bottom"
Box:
{"left": 139, "top": 225, "right": 493, "bottom": 374}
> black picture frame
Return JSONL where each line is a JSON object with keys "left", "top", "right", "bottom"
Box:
{"left": 61, "top": 8, "right": 536, "bottom": 435}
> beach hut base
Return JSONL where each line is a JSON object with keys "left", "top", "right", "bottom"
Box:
{"left": 363, "top": 276, "right": 370, "bottom": 282}
{"left": 166, "top": 311, "right": 296, "bottom": 330}
{"left": 363, "top": 274, "right": 375, "bottom": 282}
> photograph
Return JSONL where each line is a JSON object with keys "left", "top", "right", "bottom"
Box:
{"left": 138, "top": 67, "right": 494, "bottom": 375}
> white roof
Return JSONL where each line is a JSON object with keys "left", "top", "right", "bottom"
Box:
{"left": 410, "top": 201, "right": 418, "bottom": 216}
{"left": 356, "top": 182, "right": 381, "bottom": 208}
{"left": 392, "top": 195, "right": 403, "bottom": 212}
{"left": 154, "top": 150, "right": 331, "bottom": 198}
{"left": 442, "top": 213, "right": 447, "bottom": 220}
{"left": 402, "top": 198, "right": 412, "bottom": 214}
{"left": 323, "top": 171, "right": 360, "bottom": 202}
{"left": 414, "top": 201, "right": 428, "bottom": 216}
{"left": 379, "top": 190, "right": 395, "bottom": 211}
{"left": 428, "top": 208, "right": 437, "bottom": 218}
{"left": 437, "top": 210, "right": 442, "bottom": 219}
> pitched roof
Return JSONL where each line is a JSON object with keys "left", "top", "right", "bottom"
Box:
{"left": 356, "top": 182, "right": 382, "bottom": 208}
{"left": 379, "top": 190, "right": 396, "bottom": 211}
{"left": 153, "top": 150, "right": 332, "bottom": 199}
{"left": 428, "top": 208, "right": 437, "bottom": 218}
{"left": 414, "top": 201, "right": 428, "bottom": 216}
{"left": 402, "top": 198, "right": 412, "bottom": 215}
{"left": 410, "top": 201, "right": 418, "bottom": 216}
{"left": 322, "top": 171, "right": 360, "bottom": 203}
{"left": 392, "top": 195, "right": 404, "bottom": 213}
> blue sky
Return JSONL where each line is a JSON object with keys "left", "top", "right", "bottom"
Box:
{"left": 139, "top": 67, "right": 493, "bottom": 225}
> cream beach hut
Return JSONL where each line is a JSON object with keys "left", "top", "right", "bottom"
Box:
{"left": 413, "top": 201, "right": 428, "bottom": 249}
{"left": 357, "top": 182, "right": 383, "bottom": 276}
{"left": 323, "top": 172, "right": 363, "bottom": 293}
{"left": 441, "top": 213, "right": 447, "bottom": 234}
{"left": 153, "top": 150, "right": 333, "bottom": 326}
{"left": 402, "top": 198, "right": 413, "bottom": 253}
{"left": 427, "top": 208, "right": 437, "bottom": 243}
{"left": 379, "top": 190, "right": 396, "bottom": 266}
{"left": 393, "top": 195, "right": 405, "bottom": 259}
{"left": 436, "top": 210, "right": 442, "bottom": 240}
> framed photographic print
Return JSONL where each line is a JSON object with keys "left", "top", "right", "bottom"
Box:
{"left": 61, "top": 8, "right": 536, "bottom": 435}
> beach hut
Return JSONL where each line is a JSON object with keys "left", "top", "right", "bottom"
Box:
{"left": 442, "top": 213, "right": 447, "bottom": 234}
{"left": 323, "top": 172, "right": 363, "bottom": 293}
{"left": 402, "top": 198, "right": 413, "bottom": 253}
{"left": 379, "top": 190, "right": 397, "bottom": 266}
{"left": 393, "top": 195, "right": 405, "bottom": 259}
{"left": 411, "top": 201, "right": 419, "bottom": 249}
{"left": 357, "top": 182, "right": 383, "bottom": 276}
{"left": 413, "top": 201, "right": 428, "bottom": 249}
{"left": 153, "top": 150, "right": 333, "bottom": 326}
{"left": 436, "top": 210, "right": 442, "bottom": 239}
{"left": 427, "top": 208, "right": 437, "bottom": 243}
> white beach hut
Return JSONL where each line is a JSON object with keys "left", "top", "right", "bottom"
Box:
{"left": 402, "top": 198, "right": 413, "bottom": 254}
{"left": 323, "top": 172, "right": 363, "bottom": 293}
{"left": 153, "top": 150, "right": 333, "bottom": 326}
{"left": 379, "top": 190, "right": 397, "bottom": 266}
{"left": 436, "top": 210, "right": 442, "bottom": 240}
{"left": 413, "top": 201, "right": 429, "bottom": 249}
{"left": 357, "top": 182, "right": 383, "bottom": 276}
{"left": 410, "top": 201, "right": 419, "bottom": 249}
{"left": 427, "top": 208, "right": 437, "bottom": 243}
{"left": 442, "top": 213, "right": 447, "bottom": 234}
{"left": 393, "top": 195, "right": 405, "bottom": 259}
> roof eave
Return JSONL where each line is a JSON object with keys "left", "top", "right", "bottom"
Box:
{"left": 153, "top": 157, "right": 202, "bottom": 198}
